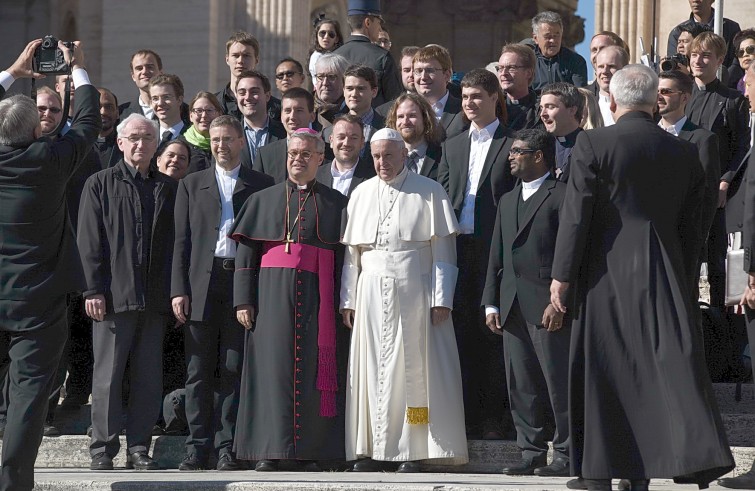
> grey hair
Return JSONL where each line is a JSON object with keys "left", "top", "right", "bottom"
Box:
{"left": 532, "top": 11, "right": 563, "bottom": 33}
{"left": 315, "top": 53, "right": 350, "bottom": 77}
{"left": 289, "top": 130, "right": 326, "bottom": 153}
{"left": 609, "top": 64, "right": 659, "bottom": 109}
{"left": 0, "top": 95, "right": 40, "bottom": 146}
{"left": 116, "top": 113, "right": 158, "bottom": 137}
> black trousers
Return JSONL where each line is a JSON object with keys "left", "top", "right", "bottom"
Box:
{"left": 502, "top": 300, "right": 570, "bottom": 463}
{"left": 184, "top": 259, "right": 244, "bottom": 457}
{"left": 90, "top": 310, "right": 164, "bottom": 457}
{"left": 453, "top": 234, "right": 507, "bottom": 433}
{"left": 0, "top": 297, "right": 68, "bottom": 491}
{"left": 706, "top": 210, "right": 727, "bottom": 309}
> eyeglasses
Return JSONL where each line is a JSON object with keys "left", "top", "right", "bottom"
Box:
{"left": 413, "top": 67, "right": 440, "bottom": 77}
{"left": 210, "top": 136, "right": 238, "bottom": 145}
{"left": 318, "top": 30, "right": 336, "bottom": 39}
{"left": 315, "top": 73, "right": 339, "bottom": 83}
{"left": 509, "top": 147, "right": 538, "bottom": 156}
{"left": 191, "top": 108, "right": 217, "bottom": 116}
{"left": 658, "top": 88, "right": 682, "bottom": 96}
{"left": 276, "top": 70, "right": 302, "bottom": 80}
{"left": 124, "top": 135, "right": 156, "bottom": 144}
{"left": 37, "top": 105, "right": 62, "bottom": 114}
{"left": 287, "top": 150, "right": 321, "bottom": 160}
{"left": 737, "top": 45, "right": 755, "bottom": 58}
{"left": 495, "top": 65, "right": 527, "bottom": 73}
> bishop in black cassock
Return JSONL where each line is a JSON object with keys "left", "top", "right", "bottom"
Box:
{"left": 230, "top": 129, "right": 348, "bottom": 470}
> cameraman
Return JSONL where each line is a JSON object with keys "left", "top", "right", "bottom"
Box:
{"left": 0, "top": 39, "right": 99, "bottom": 491}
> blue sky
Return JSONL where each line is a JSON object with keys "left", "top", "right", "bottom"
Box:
{"left": 574, "top": 1, "right": 596, "bottom": 79}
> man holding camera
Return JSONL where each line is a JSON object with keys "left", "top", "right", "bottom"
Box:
{"left": 0, "top": 39, "right": 99, "bottom": 491}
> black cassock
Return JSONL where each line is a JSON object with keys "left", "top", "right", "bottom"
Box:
{"left": 552, "top": 113, "right": 734, "bottom": 484}
{"left": 230, "top": 180, "right": 348, "bottom": 461}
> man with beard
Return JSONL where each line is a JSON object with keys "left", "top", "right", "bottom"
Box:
{"left": 376, "top": 46, "right": 420, "bottom": 117}
{"left": 94, "top": 88, "right": 122, "bottom": 168}
{"left": 316, "top": 113, "right": 375, "bottom": 196}
{"left": 385, "top": 91, "right": 443, "bottom": 180}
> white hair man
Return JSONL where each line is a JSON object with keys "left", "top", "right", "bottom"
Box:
{"left": 550, "top": 64, "right": 734, "bottom": 489}
{"left": 529, "top": 11, "right": 588, "bottom": 92}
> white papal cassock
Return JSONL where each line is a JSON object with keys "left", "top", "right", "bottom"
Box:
{"left": 340, "top": 167, "right": 469, "bottom": 464}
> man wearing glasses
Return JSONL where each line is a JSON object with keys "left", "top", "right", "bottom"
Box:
{"left": 482, "top": 128, "right": 570, "bottom": 477}
{"left": 313, "top": 53, "right": 350, "bottom": 125}
{"left": 334, "top": 0, "right": 402, "bottom": 107}
{"left": 497, "top": 44, "right": 542, "bottom": 132}
{"left": 78, "top": 113, "right": 177, "bottom": 471}
{"left": 231, "top": 128, "right": 348, "bottom": 471}
{"left": 274, "top": 58, "right": 306, "bottom": 96}
{"left": 413, "top": 45, "right": 467, "bottom": 141}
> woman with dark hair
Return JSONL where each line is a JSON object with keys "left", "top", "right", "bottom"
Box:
{"left": 155, "top": 139, "right": 191, "bottom": 180}
{"left": 308, "top": 16, "right": 344, "bottom": 80}
{"left": 730, "top": 29, "right": 755, "bottom": 93}
{"left": 183, "top": 91, "right": 223, "bottom": 174}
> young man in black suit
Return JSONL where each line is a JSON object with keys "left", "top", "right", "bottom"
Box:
{"left": 438, "top": 68, "right": 515, "bottom": 439}
{"left": 482, "top": 129, "right": 570, "bottom": 477}
{"left": 172, "top": 115, "right": 273, "bottom": 471}
{"left": 0, "top": 39, "right": 99, "bottom": 491}
{"left": 316, "top": 113, "right": 374, "bottom": 197}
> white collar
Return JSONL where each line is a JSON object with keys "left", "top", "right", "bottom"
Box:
{"left": 331, "top": 160, "right": 357, "bottom": 178}
{"left": 215, "top": 163, "right": 241, "bottom": 177}
{"left": 658, "top": 115, "right": 687, "bottom": 136}
{"left": 161, "top": 120, "right": 185, "bottom": 137}
{"left": 432, "top": 91, "right": 450, "bottom": 112}
{"left": 469, "top": 119, "right": 499, "bottom": 139}
{"left": 522, "top": 172, "right": 549, "bottom": 190}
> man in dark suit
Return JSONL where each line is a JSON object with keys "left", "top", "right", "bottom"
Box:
{"left": 316, "top": 114, "right": 374, "bottom": 196}
{"left": 438, "top": 68, "right": 515, "bottom": 439}
{"left": 412, "top": 45, "right": 468, "bottom": 141}
{"left": 235, "top": 70, "right": 286, "bottom": 170}
{"left": 172, "top": 115, "right": 273, "bottom": 471}
{"left": 498, "top": 44, "right": 542, "bottom": 132}
{"left": 95, "top": 87, "right": 123, "bottom": 169}
{"left": 482, "top": 129, "right": 570, "bottom": 477}
{"left": 550, "top": 64, "right": 733, "bottom": 489}
{"left": 385, "top": 91, "right": 443, "bottom": 180}
{"left": 333, "top": 0, "right": 402, "bottom": 107}
{"left": 78, "top": 113, "right": 177, "bottom": 472}
{"left": 149, "top": 74, "right": 190, "bottom": 144}
{"left": 657, "top": 70, "right": 720, "bottom": 281}
{"left": 667, "top": 0, "right": 741, "bottom": 70}
{"left": 539, "top": 83, "right": 584, "bottom": 182}
{"left": 215, "top": 31, "right": 281, "bottom": 125}
{"left": 0, "top": 40, "right": 99, "bottom": 491}
{"left": 685, "top": 32, "right": 751, "bottom": 309}
{"left": 253, "top": 88, "right": 316, "bottom": 183}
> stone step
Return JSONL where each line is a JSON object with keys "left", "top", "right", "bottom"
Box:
{"left": 11, "top": 435, "right": 755, "bottom": 475}
{"left": 714, "top": 383, "right": 755, "bottom": 414}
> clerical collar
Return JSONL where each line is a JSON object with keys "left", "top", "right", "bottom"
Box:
{"left": 696, "top": 78, "right": 720, "bottom": 92}
{"left": 506, "top": 89, "right": 535, "bottom": 105}
{"left": 522, "top": 172, "right": 549, "bottom": 190}
{"left": 216, "top": 163, "right": 241, "bottom": 177}
{"left": 556, "top": 128, "right": 581, "bottom": 146}
{"left": 286, "top": 179, "right": 316, "bottom": 190}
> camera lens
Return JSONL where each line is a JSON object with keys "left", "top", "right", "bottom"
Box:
{"left": 660, "top": 59, "right": 676, "bottom": 72}
{"left": 42, "top": 38, "right": 54, "bottom": 49}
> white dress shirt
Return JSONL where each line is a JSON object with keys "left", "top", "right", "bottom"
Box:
{"left": 160, "top": 121, "right": 185, "bottom": 142}
{"left": 485, "top": 171, "right": 550, "bottom": 316}
{"left": 331, "top": 160, "right": 357, "bottom": 196}
{"left": 214, "top": 164, "right": 241, "bottom": 258}
{"left": 459, "top": 119, "right": 499, "bottom": 234}
{"left": 139, "top": 96, "right": 155, "bottom": 120}
{"left": 658, "top": 115, "right": 687, "bottom": 137}
{"left": 432, "top": 91, "right": 450, "bottom": 121}
{"left": 598, "top": 93, "right": 615, "bottom": 126}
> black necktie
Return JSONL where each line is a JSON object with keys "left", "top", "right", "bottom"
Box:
{"left": 161, "top": 130, "right": 173, "bottom": 143}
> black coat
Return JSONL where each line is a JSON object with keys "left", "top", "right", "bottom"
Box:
{"left": 252, "top": 138, "right": 288, "bottom": 184}
{"left": 438, "top": 122, "right": 516, "bottom": 249}
{"left": 334, "top": 35, "right": 403, "bottom": 107}
{"left": 0, "top": 84, "right": 100, "bottom": 317}
{"left": 505, "top": 89, "right": 543, "bottom": 132}
{"left": 94, "top": 132, "right": 123, "bottom": 169}
{"left": 420, "top": 142, "right": 442, "bottom": 181}
{"left": 322, "top": 112, "right": 385, "bottom": 162}
{"left": 741, "top": 150, "right": 755, "bottom": 272}
{"left": 529, "top": 44, "right": 588, "bottom": 93}
{"left": 551, "top": 111, "right": 733, "bottom": 482}
{"left": 171, "top": 165, "right": 273, "bottom": 322}
{"left": 667, "top": 12, "right": 742, "bottom": 68}
{"left": 481, "top": 176, "right": 566, "bottom": 326}
{"left": 725, "top": 149, "right": 753, "bottom": 234}
{"left": 678, "top": 119, "right": 721, "bottom": 239}
{"left": 77, "top": 160, "right": 177, "bottom": 315}
{"left": 315, "top": 157, "right": 375, "bottom": 197}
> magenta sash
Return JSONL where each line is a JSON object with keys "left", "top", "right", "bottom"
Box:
{"left": 260, "top": 242, "right": 337, "bottom": 417}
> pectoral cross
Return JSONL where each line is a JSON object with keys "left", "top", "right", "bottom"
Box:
{"left": 284, "top": 232, "right": 294, "bottom": 254}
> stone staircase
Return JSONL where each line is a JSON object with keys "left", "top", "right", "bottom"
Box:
{"left": 2, "top": 383, "right": 751, "bottom": 475}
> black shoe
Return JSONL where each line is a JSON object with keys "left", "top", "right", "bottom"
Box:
{"left": 255, "top": 460, "right": 278, "bottom": 472}
{"left": 151, "top": 424, "right": 164, "bottom": 436}
{"left": 534, "top": 457, "right": 570, "bottom": 477}
{"left": 217, "top": 452, "right": 242, "bottom": 471}
{"left": 502, "top": 459, "right": 545, "bottom": 476}
{"left": 125, "top": 451, "right": 159, "bottom": 470}
{"left": 90, "top": 452, "right": 113, "bottom": 471}
{"left": 43, "top": 424, "right": 61, "bottom": 437}
{"left": 567, "top": 478, "right": 588, "bottom": 490}
{"left": 585, "top": 479, "right": 612, "bottom": 491}
{"left": 300, "top": 460, "right": 321, "bottom": 472}
{"left": 178, "top": 454, "right": 207, "bottom": 471}
{"left": 352, "top": 458, "right": 385, "bottom": 472}
{"left": 720, "top": 472, "right": 755, "bottom": 489}
{"left": 396, "top": 461, "right": 421, "bottom": 473}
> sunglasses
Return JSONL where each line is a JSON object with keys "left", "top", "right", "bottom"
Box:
{"left": 37, "top": 105, "right": 62, "bottom": 114}
{"left": 737, "top": 45, "right": 755, "bottom": 58}
{"left": 658, "top": 88, "right": 682, "bottom": 96}
{"left": 509, "top": 147, "right": 538, "bottom": 156}
{"left": 276, "top": 70, "right": 301, "bottom": 80}
{"left": 318, "top": 30, "right": 336, "bottom": 39}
